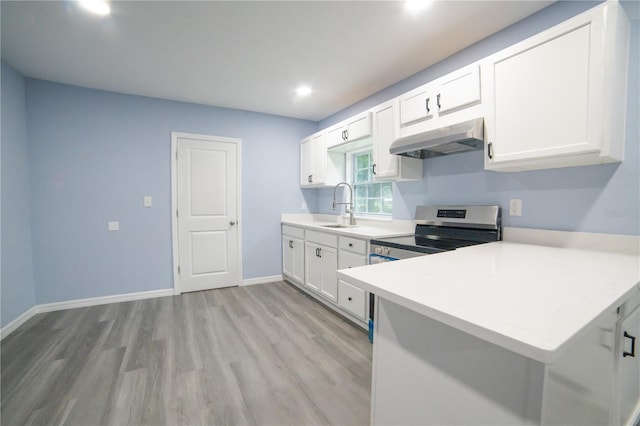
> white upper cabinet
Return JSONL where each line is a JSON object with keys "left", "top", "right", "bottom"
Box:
{"left": 325, "top": 124, "right": 346, "bottom": 148}
{"left": 397, "top": 64, "right": 483, "bottom": 140}
{"left": 437, "top": 65, "right": 481, "bottom": 114}
{"left": 300, "top": 132, "right": 328, "bottom": 187}
{"left": 325, "top": 112, "right": 373, "bottom": 150}
{"left": 482, "top": 1, "right": 630, "bottom": 172}
{"left": 372, "top": 98, "right": 422, "bottom": 181}
{"left": 399, "top": 83, "right": 436, "bottom": 126}
{"left": 300, "top": 131, "right": 346, "bottom": 188}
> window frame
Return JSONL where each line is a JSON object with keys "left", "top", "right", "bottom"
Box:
{"left": 347, "top": 149, "right": 392, "bottom": 218}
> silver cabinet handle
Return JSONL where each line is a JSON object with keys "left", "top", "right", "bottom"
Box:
{"left": 230, "top": 220, "right": 236, "bottom": 225}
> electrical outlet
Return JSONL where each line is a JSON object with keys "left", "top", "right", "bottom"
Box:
{"left": 108, "top": 221, "right": 120, "bottom": 231}
{"left": 144, "top": 196, "right": 152, "bottom": 207}
{"left": 509, "top": 199, "right": 523, "bottom": 217}
{"left": 302, "top": 201, "right": 307, "bottom": 210}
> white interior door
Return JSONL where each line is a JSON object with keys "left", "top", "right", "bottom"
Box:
{"left": 173, "top": 133, "right": 241, "bottom": 293}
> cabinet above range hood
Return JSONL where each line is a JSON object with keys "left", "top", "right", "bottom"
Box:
{"left": 389, "top": 118, "right": 485, "bottom": 159}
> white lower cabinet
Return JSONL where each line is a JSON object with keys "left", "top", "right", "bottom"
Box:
{"left": 304, "top": 231, "right": 338, "bottom": 303}
{"left": 617, "top": 296, "right": 640, "bottom": 426}
{"left": 282, "top": 225, "right": 304, "bottom": 285}
{"left": 338, "top": 280, "right": 366, "bottom": 320}
{"left": 337, "top": 236, "right": 369, "bottom": 321}
{"left": 282, "top": 227, "right": 369, "bottom": 328}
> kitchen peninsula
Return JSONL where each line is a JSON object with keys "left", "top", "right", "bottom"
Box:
{"left": 337, "top": 241, "right": 640, "bottom": 425}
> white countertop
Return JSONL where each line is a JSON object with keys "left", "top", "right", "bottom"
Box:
{"left": 337, "top": 241, "right": 640, "bottom": 364}
{"left": 282, "top": 214, "right": 414, "bottom": 239}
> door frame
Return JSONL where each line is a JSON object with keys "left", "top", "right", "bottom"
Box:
{"left": 170, "top": 131, "right": 243, "bottom": 295}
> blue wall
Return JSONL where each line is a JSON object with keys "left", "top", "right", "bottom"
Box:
{"left": 316, "top": 1, "right": 640, "bottom": 235}
{"left": 1, "top": 61, "right": 37, "bottom": 327}
{"left": 25, "top": 80, "right": 316, "bottom": 304}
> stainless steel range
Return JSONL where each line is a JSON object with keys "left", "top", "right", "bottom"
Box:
{"left": 370, "top": 205, "right": 502, "bottom": 263}
{"left": 365, "top": 205, "right": 501, "bottom": 342}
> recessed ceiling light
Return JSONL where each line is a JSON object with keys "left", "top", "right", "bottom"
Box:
{"left": 79, "top": 0, "right": 111, "bottom": 16}
{"left": 405, "top": 0, "right": 432, "bottom": 14}
{"left": 296, "top": 86, "right": 313, "bottom": 96}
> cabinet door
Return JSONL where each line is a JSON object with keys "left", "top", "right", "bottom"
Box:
{"left": 300, "top": 137, "right": 314, "bottom": 186}
{"left": 484, "top": 25, "right": 595, "bottom": 165}
{"left": 399, "top": 82, "right": 435, "bottom": 126}
{"left": 437, "top": 64, "right": 481, "bottom": 114}
{"left": 618, "top": 306, "right": 640, "bottom": 426}
{"left": 291, "top": 237, "right": 304, "bottom": 284}
{"left": 372, "top": 99, "right": 399, "bottom": 179}
{"left": 325, "top": 125, "right": 346, "bottom": 148}
{"left": 283, "top": 236, "right": 304, "bottom": 285}
{"left": 481, "top": 0, "right": 631, "bottom": 172}
{"left": 304, "top": 242, "right": 322, "bottom": 293}
{"left": 372, "top": 99, "right": 423, "bottom": 181}
{"left": 346, "top": 112, "right": 372, "bottom": 142}
{"left": 311, "top": 132, "right": 326, "bottom": 184}
{"left": 283, "top": 236, "right": 295, "bottom": 278}
{"left": 319, "top": 245, "right": 338, "bottom": 302}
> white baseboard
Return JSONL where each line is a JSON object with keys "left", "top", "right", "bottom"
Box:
{"left": 2, "top": 277, "right": 283, "bottom": 340}
{"left": 1, "top": 288, "right": 174, "bottom": 341}
{"left": 35, "top": 288, "right": 175, "bottom": 313}
{"left": 0, "top": 306, "right": 39, "bottom": 341}
{"left": 241, "top": 274, "right": 283, "bottom": 286}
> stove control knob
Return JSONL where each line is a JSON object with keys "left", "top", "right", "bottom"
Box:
{"left": 375, "top": 246, "right": 382, "bottom": 254}
{"left": 382, "top": 247, "right": 390, "bottom": 256}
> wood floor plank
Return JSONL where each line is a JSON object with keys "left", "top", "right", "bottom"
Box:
{"left": 1, "top": 281, "right": 372, "bottom": 425}
{"left": 104, "top": 368, "right": 148, "bottom": 426}
{"left": 63, "top": 347, "right": 125, "bottom": 426}
{"left": 1, "top": 358, "right": 68, "bottom": 425}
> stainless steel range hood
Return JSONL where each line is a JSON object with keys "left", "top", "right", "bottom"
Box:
{"left": 389, "top": 118, "right": 485, "bottom": 159}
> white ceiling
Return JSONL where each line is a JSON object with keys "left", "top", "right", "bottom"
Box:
{"left": 1, "top": 1, "right": 554, "bottom": 121}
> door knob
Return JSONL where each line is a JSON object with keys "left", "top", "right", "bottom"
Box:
{"left": 230, "top": 220, "right": 236, "bottom": 225}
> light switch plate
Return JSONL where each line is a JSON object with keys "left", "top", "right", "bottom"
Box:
{"left": 108, "top": 221, "right": 119, "bottom": 231}
{"left": 144, "top": 196, "right": 152, "bottom": 208}
{"left": 509, "top": 199, "right": 523, "bottom": 217}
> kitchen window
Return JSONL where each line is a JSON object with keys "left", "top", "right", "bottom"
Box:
{"left": 352, "top": 151, "right": 392, "bottom": 216}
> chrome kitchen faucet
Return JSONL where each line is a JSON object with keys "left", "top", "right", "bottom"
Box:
{"left": 332, "top": 182, "right": 356, "bottom": 226}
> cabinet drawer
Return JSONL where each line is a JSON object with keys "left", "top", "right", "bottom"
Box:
{"left": 282, "top": 225, "right": 304, "bottom": 239}
{"left": 338, "top": 280, "right": 366, "bottom": 320}
{"left": 339, "top": 250, "right": 367, "bottom": 270}
{"left": 306, "top": 230, "right": 338, "bottom": 248}
{"left": 339, "top": 236, "right": 367, "bottom": 254}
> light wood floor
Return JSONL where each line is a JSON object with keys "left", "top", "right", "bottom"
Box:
{"left": 1, "top": 281, "right": 372, "bottom": 425}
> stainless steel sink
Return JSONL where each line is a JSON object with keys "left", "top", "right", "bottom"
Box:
{"left": 321, "top": 224, "right": 349, "bottom": 228}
